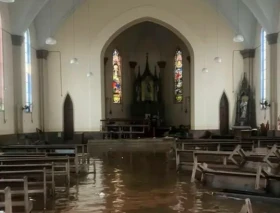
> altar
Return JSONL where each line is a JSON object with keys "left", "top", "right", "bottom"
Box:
{"left": 130, "top": 54, "right": 164, "bottom": 121}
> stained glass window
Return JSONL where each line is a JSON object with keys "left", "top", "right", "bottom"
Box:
{"left": 260, "top": 28, "right": 266, "bottom": 101}
{"left": 174, "top": 49, "right": 183, "bottom": 103}
{"left": 24, "top": 29, "right": 32, "bottom": 112}
{"left": 112, "top": 49, "right": 122, "bottom": 103}
{"left": 0, "top": 14, "right": 4, "bottom": 111}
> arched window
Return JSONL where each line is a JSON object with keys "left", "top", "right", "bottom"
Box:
{"left": 112, "top": 49, "right": 122, "bottom": 104}
{"left": 0, "top": 14, "right": 4, "bottom": 111}
{"left": 260, "top": 28, "right": 267, "bottom": 101}
{"left": 24, "top": 29, "right": 32, "bottom": 112}
{"left": 174, "top": 49, "right": 183, "bottom": 103}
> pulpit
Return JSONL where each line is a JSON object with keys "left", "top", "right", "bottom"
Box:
{"left": 131, "top": 54, "right": 164, "bottom": 120}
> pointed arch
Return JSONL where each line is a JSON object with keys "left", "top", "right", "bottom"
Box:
{"left": 112, "top": 49, "right": 122, "bottom": 103}
{"left": 219, "top": 91, "right": 229, "bottom": 135}
{"left": 174, "top": 48, "right": 183, "bottom": 103}
{"left": 63, "top": 93, "right": 74, "bottom": 141}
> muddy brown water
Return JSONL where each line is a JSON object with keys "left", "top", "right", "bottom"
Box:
{"left": 33, "top": 153, "right": 279, "bottom": 212}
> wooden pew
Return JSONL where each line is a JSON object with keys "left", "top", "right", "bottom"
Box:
{"left": 0, "top": 177, "right": 33, "bottom": 213}
{"left": 0, "top": 169, "right": 47, "bottom": 210}
{"left": 0, "top": 145, "right": 88, "bottom": 173}
{"left": 0, "top": 187, "right": 12, "bottom": 213}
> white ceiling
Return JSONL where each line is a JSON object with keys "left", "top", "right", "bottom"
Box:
{"left": 7, "top": 0, "right": 280, "bottom": 49}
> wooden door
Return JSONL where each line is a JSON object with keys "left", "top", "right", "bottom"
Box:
{"left": 63, "top": 94, "right": 74, "bottom": 141}
{"left": 219, "top": 92, "right": 229, "bottom": 135}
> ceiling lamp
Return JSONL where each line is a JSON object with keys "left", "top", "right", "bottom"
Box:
{"left": 202, "top": 68, "right": 209, "bottom": 73}
{"left": 0, "top": 0, "right": 15, "bottom": 2}
{"left": 70, "top": 58, "right": 78, "bottom": 64}
{"left": 214, "top": 56, "right": 222, "bottom": 63}
{"left": 45, "top": 37, "right": 57, "bottom": 45}
{"left": 86, "top": 72, "right": 93, "bottom": 77}
{"left": 233, "top": 34, "right": 244, "bottom": 43}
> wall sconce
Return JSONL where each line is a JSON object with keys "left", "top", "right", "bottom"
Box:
{"left": 260, "top": 100, "right": 270, "bottom": 110}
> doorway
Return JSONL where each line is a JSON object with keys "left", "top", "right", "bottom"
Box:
{"left": 63, "top": 94, "right": 74, "bottom": 141}
{"left": 219, "top": 92, "right": 229, "bottom": 135}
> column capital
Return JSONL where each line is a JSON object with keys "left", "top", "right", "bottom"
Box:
{"left": 11, "top": 34, "right": 24, "bottom": 46}
{"left": 266, "top": 32, "right": 278, "bottom": 45}
{"left": 104, "top": 57, "right": 108, "bottom": 66}
{"left": 36, "top": 50, "right": 49, "bottom": 60}
{"left": 129, "top": 61, "right": 137, "bottom": 69}
{"left": 240, "top": 49, "right": 255, "bottom": 59}
{"left": 157, "top": 61, "right": 166, "bottom": 69}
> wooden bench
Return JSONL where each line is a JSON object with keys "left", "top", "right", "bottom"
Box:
{"left": 0, "top": 155, "right": 80, "bottom": 174}
{"left": 0, "top": 177, "right": 33, "bottom": 213}
{"left": 0, "top": 187, "right": 12, "bottom": 213}
{"left": 0, "top": 169, "right": 47, "bottom": 209}
{"left": 0, "top": 163, "right": 70, "bottom": 193}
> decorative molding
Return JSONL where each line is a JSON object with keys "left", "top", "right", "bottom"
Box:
{"left": 11, "top": 34, "right": 24, "bottom": 46}
{"left": 266, "top": 32, "right": 279, "bottom": 45}
{"left": 104, "top": 57, "right": 108, "bottom": 66}
{"left": 240, "top": 49, "right": 255, "bottom": 59}
{"left": 36, "top": 50, "right": 49, "bottom": 60}
{"left": 157, "top": 61, "right": 166, "bottom": 69}
{"left": 129, "top": 61, "right": 137, "bottom": 69}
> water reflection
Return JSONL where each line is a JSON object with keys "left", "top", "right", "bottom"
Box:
{"left": 42, "top": 153, "right": 280, "bottom": 213}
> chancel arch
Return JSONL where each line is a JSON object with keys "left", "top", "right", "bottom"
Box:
{"left": 104, "top": 21, "right": 191, "bottom": 127}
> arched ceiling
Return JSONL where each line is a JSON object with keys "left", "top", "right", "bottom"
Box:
{"left": 7, "top": 0, "right": 280, "bottom": 49}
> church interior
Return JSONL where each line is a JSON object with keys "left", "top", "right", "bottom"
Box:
{"left": 0, "top": 0, "right": 279, "bottom": 141}
{"left": 0, "top": 0, "right": 280, "bottom": 212}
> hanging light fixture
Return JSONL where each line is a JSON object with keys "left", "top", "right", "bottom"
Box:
{"left": 233, "top": 0, "right": 244, "bottom": 43}
{"left": 214, "top": 0, "right": 222, "bottom": 63}
{"left": 0, "top": 0, "right": 15, "bottom": 3}
{"left": 45, "top": 0, "right": 57, "bottom": 45}
{"left": 202, "top": 68, "right": 209, "bottom": 73}
{"left": 87, "top": 72, "right": 93, "bottom": 77}
{"left": 70, "top": 0, "right": 78, "bottom": 64}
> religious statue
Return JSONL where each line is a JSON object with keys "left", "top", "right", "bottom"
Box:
{"left": 234, "top": 73, "right": 254, "bottom": 127}
{"left": 240, "top": 97, "right": 248, "bottom": 119}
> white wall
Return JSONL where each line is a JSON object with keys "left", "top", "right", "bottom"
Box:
{"left": 0, "top": 3, "right": 14, "bottom": 135}
{"left": 0, "top": 2, "right": 40, "bottom": 135}
{"left": 45, "top": 0, "right": 245, "bottom": 131}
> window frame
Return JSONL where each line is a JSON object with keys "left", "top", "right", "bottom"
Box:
{"left": 24, "top": 29, "right": 32, "bottom": 113}
{"left": 260, "top": 28, "right": 267, "bottom": 102}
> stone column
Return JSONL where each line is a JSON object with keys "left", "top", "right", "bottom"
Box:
{"left": 36, "top": 50, "right": 49, "bottom": 131}
{"left": 157, "top": 61, "right": 166, "bottom": 102}
{"left": 267, "top": 33, "right": 279, "bottom": 130}
{"left": 129, "top": 61, "right": 137, "bottom": 102}
{"left": 11, "top": 35, "right": 24, "bottom": 134}
{"left": 240, "top": 49, "right": 255, "bottom": 87}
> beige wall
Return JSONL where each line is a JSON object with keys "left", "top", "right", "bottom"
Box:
{"left": 45, "top": 0, "right": 245, "bottom": 131}
{"left": 0, "top": 3, "right": 40, "bottom": 135}
{"left": 0, "top": 3, "right": 14, "bottom": 135}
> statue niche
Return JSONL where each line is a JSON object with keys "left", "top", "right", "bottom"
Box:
{"left": 131, "top": 53, "right": 163, "bottom": 118}
{"left": 234, "top": 74, "right": 253, "bottom": 127}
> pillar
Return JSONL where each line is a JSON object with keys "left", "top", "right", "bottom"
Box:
{"left": 129, "top": 61, "right": 137, "bottom": 102}
{"left": 267, "top": 32, "right": 279, "bottom": 130}
{"left": 240, "top": 49, "right": 255, "bottom": 87}
{"left": 157, "top": 61, "right": 166, "bottom": 102}
{"left": 36, "top": 50, "right": 49, "bottom": 131}
{"left": 11, "top": 34, "right": 24, "bottom": 134}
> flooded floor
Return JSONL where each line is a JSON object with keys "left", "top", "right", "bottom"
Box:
{"left": 45, "top": 153, "right": 279, "bottom": 212}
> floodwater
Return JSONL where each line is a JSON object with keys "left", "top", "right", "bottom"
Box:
{"left": 42, "top": 153, "right": 280, "bottom": 213}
